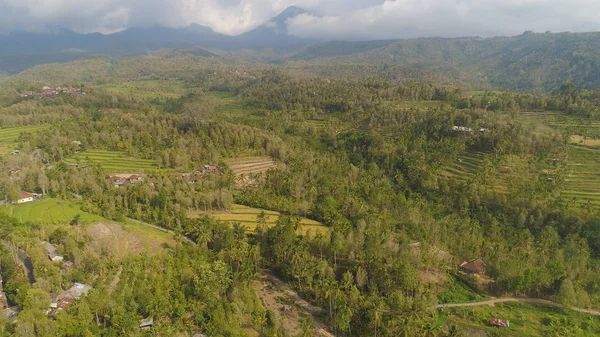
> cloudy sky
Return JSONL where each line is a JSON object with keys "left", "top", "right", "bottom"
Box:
{"left": 1, "top": 0, "right": 600, "bottom": 40}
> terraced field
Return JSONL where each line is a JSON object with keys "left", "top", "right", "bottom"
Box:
{"left": 441, "top": 151, "right": 486, "bottom": 183}
{"left": 563, "top": 147, "right": 600, "bottom": 205}
{"left": 64, "top": 150, "right": 159, "bottom": 172}
{"left": 0, "top": 125, "right": 48, "bottom": 153}
{"left": 99, "top": 80, "right": 190, "bottom": 99}
{"left": 225, "top": 156, "right": 277, "bottom": 176}
{"left": 189, "top": 204, "right": 328, "bottom": 235}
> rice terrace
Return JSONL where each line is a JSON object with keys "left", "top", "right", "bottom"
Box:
{"left": 64, "top": 149, "right": 160, "bottom": 172}
{"left": 189, "top": 204, "right": 328, "bottom": 235}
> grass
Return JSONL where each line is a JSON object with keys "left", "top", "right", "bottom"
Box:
{"left": 64, "top": 149, "right": 159, "bottom": 172}
{"left": 438, "top": 276, "right": 489, "bottom": 304}
{"left": 0, "top": 198, "right": 106, "bottom": 225}
{"left": 444, "top": 301, "right": 600, "bottom": 336}
{"left": 188, "top": 204, "right": 328, "bottom": 235}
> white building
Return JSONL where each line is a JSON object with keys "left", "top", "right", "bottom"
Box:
{"left": 17, "top": 191, "right": 36, "bottom": 204}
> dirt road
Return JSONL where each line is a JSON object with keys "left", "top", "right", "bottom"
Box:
{"left": 436, "top": 297, "right": 600, "bottom": 316}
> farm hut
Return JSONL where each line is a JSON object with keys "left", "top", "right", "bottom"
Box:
{"left": 203, "top": 165, "right": 219, "bottom": 173}
{"left": 8, "top": 167, "right": 21, "bottom": 174}
{"left": 490, "top": 318, "right": 509, "bottom": 327}
{"left": 459, "top": 258, "right": 486, "bottom": 275}
{"left": 11, "top": 150, "right": 20, "bottom": 155}
{"left": 0, "top": 291, "right": 8, "bottom": 309}
{"left": 140, "top": 317, "right": 154, "bottom": 329}
{"left": 42, "top": 242, "right": 64, "bottom": 262}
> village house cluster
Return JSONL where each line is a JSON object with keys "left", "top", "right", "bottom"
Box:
{"left": 108, "top": 174, "right": 144, "bottom": 188}
{"left": 176, "top": 165, "right": 220, "bottom": 183}
{"left": 19, "top": 86, "right": 86, "bottom": 99}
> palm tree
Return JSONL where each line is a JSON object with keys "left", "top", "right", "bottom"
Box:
{"left": 232, "top": 222, "right": 247, "bottom": 240}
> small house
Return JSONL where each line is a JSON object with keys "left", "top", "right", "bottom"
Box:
{"left": 8, "top": 167, "right": 21, "bottom": 174}
{"left": 128, "top": 175, "right": 143, "bottom": 184}
{"left": 62, "top": 261, "right": 75, "bottom": 271}
{"left": 459, "top": 258, "right": 486, "bottom": 275}
{"left": 42, "top": 242, "right": 64, "bottom": 262}
{"left": 0, "top": 292, "right": 8, "bottom": 309}
{"left": 139, "top": 317, "right": 154, "bottom": 329}
{"left": 11, "top": 150, "right": 20, "bottom": 155}
{"left": 17, "top": 191, "right": 37, "bottom": 204}
{"left": 490, "top": 318, "right": 509, "bottom": 327}
{"left": 66, "top": 283, "right": 91, "bottom": 299}
{"left": 203, "top": 165, "right": 219, "bottom": 174}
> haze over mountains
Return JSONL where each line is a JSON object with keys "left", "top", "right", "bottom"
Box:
{"left": 3, "top": 6, "right": 600, "bottom": 91}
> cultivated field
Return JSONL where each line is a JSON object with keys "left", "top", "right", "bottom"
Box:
{"left": 0, "top": 198, "right": 105, "bottom": 224}
{"left": 0, "top": 125, "right": 48, "bottom": 153}
{"left": 517, "top": 111, "right": 600, "bottom": 206}
{"left": 444, "top": 301, "right": 600, "bottom": 337}
{"left": 98, "top": 80, "right": 191, "bottom": 99}
{"left": 225, "top": 156, "right": 277, "bottom": 176}
{"left": 563, "top": 147, "right": 600, "bottom": 206}
{"left": 441, "top": 151, "right": 486, "bottom": 183}
{"left": 189, "top": 204, "right": 328, "bottom": 235}
{"left": 1, "top": 198, "right": 176, "bottom": 256}
{"left": 64, "top": 149, "right": 159, "bottom": 172}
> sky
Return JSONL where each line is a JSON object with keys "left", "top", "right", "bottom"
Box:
{"left": 1, "top": 0, "right": 600, "bottom": 40}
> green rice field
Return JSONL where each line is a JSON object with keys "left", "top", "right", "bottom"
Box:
{"left": 189, "top": 204, "right": 328, "bottom": 235}
{"left": 64, "top": 149, "right": 159, "bottom": 172}
{"left": 0, "top": 125, "right": 49, "bottom": 153}
{"left": 0, "top": 198, "right": 106, "bottom": 225}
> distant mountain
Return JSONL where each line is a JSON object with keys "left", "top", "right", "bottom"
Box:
{"left": 288, "top": 32, "right": 600, "bottom": 91}
{"left": 0, "top": 6, "right": 317, "bottom": 73}
{"left": 235, "top": 6, "right": 318, "bottom": 50}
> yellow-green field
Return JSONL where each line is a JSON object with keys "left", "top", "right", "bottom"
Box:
{"left": 98, "top": 80, "right": 191, "bottom": 99}
{"left": 189, "top": 204, "right": 328, "bottom": 235}
{"left": 225, "top": 156, "right": 277, "bottom": 176}
{"left": 64, "top": 149, "right": 160, "bottom": 172}
{"left": 570, "top": 135, "right": 600, "bottom": 147}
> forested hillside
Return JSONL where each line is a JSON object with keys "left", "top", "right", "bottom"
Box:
{"left": 287, "top": 32, "right": 600, "bottom": 91}
{"left": 1, "top": 56, "right": 600, "bottom": 336}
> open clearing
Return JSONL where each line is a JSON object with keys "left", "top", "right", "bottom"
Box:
{"left": 0, "top": 198, "right": 105, "bottom": 224}
{"left": 188, "top": 204, "right": 328, "bottom": 235}
{"left": 253, "top": 272, "right": 332, "bottom": 337}
{"left": 64, "top": 149, "right": 159, "bottom": 172}
{"left": 86, "top": 222, "right": 175, "bottom": 258}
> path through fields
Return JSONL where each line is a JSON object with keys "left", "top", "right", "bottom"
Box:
{"left": 437, "top": 297, "right": 600, "bottom": 316}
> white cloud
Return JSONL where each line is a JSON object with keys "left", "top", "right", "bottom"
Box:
{"left": 0, "top": 0, "right": 600, "bottom": 38}
{"left": 288, "top": 0, "right": 600, "bottom": 40}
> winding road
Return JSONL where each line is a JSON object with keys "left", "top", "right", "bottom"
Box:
{"left": 436, "top": 297, "right": 600, "bottom": 316}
